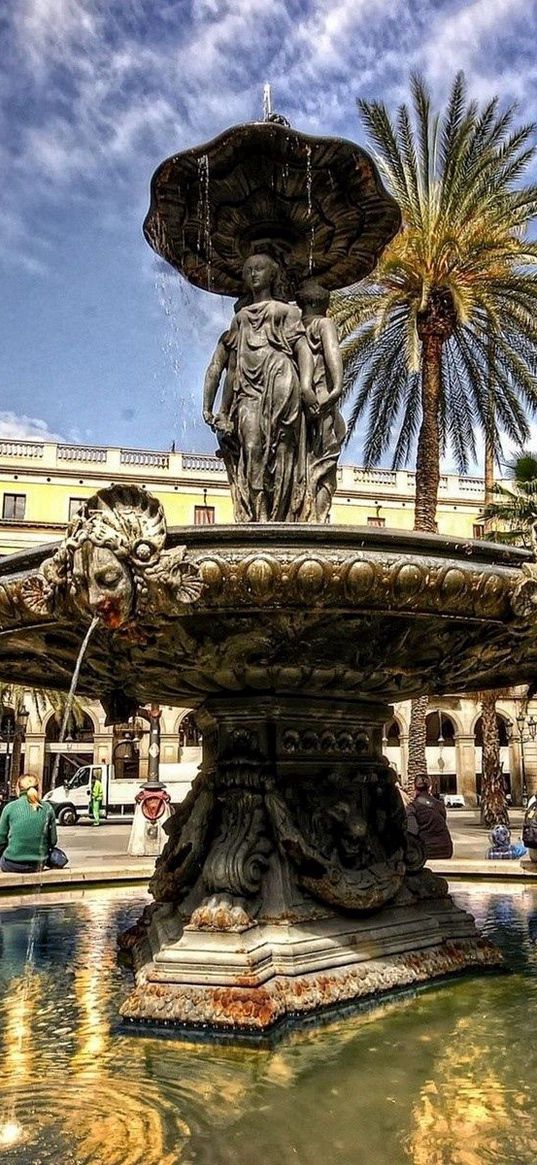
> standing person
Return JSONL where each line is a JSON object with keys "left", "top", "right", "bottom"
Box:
{"left": 0, "top": 775, "right": 57, "bottom": 873}
{"left": 90, "top": 769, "right": 104, "bottom": 827}
{"left": 406, "top": 774, "right": 453, "bottom": 859}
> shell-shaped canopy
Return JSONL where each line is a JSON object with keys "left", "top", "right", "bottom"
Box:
{"left": 143, "top": 121, "right": 401, "bottom": 295}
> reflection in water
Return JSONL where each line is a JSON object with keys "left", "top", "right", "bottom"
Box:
{"left": 0, "top": 885, "right": 536, "bottom": 1163}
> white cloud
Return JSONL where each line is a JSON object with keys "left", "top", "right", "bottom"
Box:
{"left": 14, "top": 0, "right": 102, "bottom": 74}
{"left": 420, "top": 0, "right": 536, "bottom": 100}
{"left": 3, "top": 0, "right": 537, "bottom": 276}
{"left": 0, "top": 412, "right": 65, "bottom": 443}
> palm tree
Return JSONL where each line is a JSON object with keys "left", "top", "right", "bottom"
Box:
{"left": 482, "top": 451, "right": 537, "bottom": 545}
{"left": 332, "top": 73, "right": 537, "bottom": 784}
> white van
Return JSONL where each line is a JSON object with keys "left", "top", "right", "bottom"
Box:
{"left": 43, "top": 761, "right": 198, "bottom": 825}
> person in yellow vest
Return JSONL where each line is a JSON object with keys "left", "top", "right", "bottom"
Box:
{"left": 90, "top": 770, "right": 104, "bottom": 827}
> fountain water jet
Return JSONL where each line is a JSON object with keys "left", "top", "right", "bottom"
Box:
{"left": 50, "top": 615, "right": 99, "bottom": 789}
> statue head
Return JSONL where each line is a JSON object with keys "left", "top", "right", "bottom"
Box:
{"left": 295, "top": 279, "right": 331, "bottom": 316}
{"left": 241, "top": 251, "right": 286, "bottom": 301}
{"left": 61, "top": 486, "right": 167, "bottom": 627}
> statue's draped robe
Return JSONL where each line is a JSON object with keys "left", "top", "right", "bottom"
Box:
{"left": 226, "top": 300, "right": 309, "bottom": 522}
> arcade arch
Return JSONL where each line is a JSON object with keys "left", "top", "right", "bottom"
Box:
{"left": 43, "top": 709, "right": 97, "bottom": 792}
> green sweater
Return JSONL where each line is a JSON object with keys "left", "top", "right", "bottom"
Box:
{"left": 0, "top": 794, "right": 57, "bottom": 863}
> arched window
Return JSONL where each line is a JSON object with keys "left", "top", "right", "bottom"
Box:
{"left": 45, "top": 711, "right": 95, "bottom": 743}
{"left": 474, "top": 714, "right": 510, "bottom": 748}
{"left": 43, "top": 711, "right": 96, "bottom": 792}
{"left": 383, "top": 718, "right": 400, "bottom": 744}
{"left": 179, "top": 713, "right": 202, "bottom": 749}
{"left": 112, "top": 728, "right": 140, "bottom": 781}
{"left": 426, "top": 712, "right": 455, "bottom": 746}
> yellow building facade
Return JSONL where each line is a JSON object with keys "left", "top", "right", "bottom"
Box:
{"left": 0, "top": 437, "right": 534, "bottom": 805}
{"left": 0, "top": 437, "right": 488, "bottom": 555}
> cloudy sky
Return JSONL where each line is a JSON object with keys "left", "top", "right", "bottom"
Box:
{"left": 2, "top": 0, "right": 537, "bottom": 464}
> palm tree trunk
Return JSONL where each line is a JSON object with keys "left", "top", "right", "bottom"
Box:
{"left": 408, "top": 334, "right": 443, "bottom": 785}
{"left": 414, "top": 334, "right": 442, "bottom": 533}
{"left": 480, "top": 690, "right": 509, "bottom": 827}
{"left": 406, "top": 694, "right": 429, "bottom": 790}
{"left": 479, "top": 382, "right": 509, "bottom": 826}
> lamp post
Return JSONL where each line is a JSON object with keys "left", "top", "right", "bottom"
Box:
{"left": 8, "top": 707, "right": 30, "bottom": 797}
{"left": 135, "top": 704, "right": 162, "bottom": 786}
{"left": 506, "top": 711, "right": 537, "bottom": 807}
{"left": 0, "top": 717, "right": 14, "bottom": 794}
{"left": 434, "top": 709, "right": 445, "bottom": 798}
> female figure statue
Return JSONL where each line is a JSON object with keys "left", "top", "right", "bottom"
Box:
{"left": 203, "top": 253, "right": 317, "bottom": 523}
{"left": 295, "top": 281, "right": 346, "bottom": 522}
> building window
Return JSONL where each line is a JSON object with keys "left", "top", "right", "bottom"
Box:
{"left": 194, "top": 505, "right": 215, "bottom": 525}
{"left": 367, "top": 515, "right": 385, "bottom": 528}
{"left": 425, "top": 711, "right": 455, "bottom": 745}
{"left": 68, "top": 497, "right": 86, "bottom": 521}
{"left": 2, "top": 493, "right": 26, "bottom": 520}
{"left": 473, "top": 523, "right": 485, "bottom": 539}
{"left": 178, "top": 713, "right": 202, "bottom": 749}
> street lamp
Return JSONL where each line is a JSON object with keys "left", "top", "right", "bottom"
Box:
{"left": 506, "top": 711, "right": 537, "bottom": 806}
{"left": 0, "top": 715, "right": 14, "bottom": 792}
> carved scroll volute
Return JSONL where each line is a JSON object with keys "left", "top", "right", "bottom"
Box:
{"left": 203, "top": 786, "right": 272, "bottom": 898}
{"left": 202, "top": 729, "right": 273, "bottom": 899}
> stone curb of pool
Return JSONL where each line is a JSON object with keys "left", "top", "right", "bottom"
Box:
{"left": 0, "top": 862, "right": 155, "bottom": 892}
{"left": 0, "top": 858, "right": 536, "bottom": 893}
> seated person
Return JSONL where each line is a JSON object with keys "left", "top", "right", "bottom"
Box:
{"left": 0, "top": 774, "right": 57, "bottom": 873}
{"left": 487, "top": 823, "right": 526, "bottom": 860}
{"left": 406, "top": 774, "right": 453, "bottom": 859}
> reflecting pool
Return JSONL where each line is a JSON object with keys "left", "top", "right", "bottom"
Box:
{"left": 1, "top": 883, "right": 536, "bottom": 1164}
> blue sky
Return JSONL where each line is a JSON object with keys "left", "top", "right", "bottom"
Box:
{"left": 2, "top": 0, "right": 537, "bottom": 465}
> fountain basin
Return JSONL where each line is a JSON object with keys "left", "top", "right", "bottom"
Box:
{"left": 0, "top": 884, "right": 535, "bottom": 1165}
{"left": 0, "top": 523, "right": 532, "bottom": 708}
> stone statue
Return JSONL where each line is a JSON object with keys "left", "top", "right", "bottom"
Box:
{"left": 21, "top": 485, "right": 202, "bottom": 627}
{"left": 295, "top": 280, "right": 346, "bottom": 522}
{"left": 203, "top": 252, "right": 317, "bottom": 522}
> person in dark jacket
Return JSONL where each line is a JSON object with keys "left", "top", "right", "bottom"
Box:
{"left": 406, "top": 774, "right": 453, "bottom": 859}
{"left": 0, "top": 774, "right": 57, "bottom": 872}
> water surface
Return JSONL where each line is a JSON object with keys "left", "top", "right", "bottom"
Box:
{"left": 0, "top": 883, "right": 536, "bottom": 1165}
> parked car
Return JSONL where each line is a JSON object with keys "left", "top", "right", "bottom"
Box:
{"left": 441, "top": 793, "right": 466, "bottom": 809}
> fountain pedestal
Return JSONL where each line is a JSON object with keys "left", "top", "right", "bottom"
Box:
{"left": 120, "top": 693, "right": 498, "bottom": 1031}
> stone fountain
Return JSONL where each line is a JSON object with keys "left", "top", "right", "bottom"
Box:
{"left": 2, "top": 111, "right": 537, "bottom": 1033}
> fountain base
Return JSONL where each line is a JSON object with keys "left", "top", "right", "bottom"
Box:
{"left": 121, "top": 889, "right": 499, "bottom": 1031}
{"left": 119, "top": 690, "right": 501, "bottom": 1031}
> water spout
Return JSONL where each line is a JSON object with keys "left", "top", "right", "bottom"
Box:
{"left": 50, "top": 616, "right": 99, "bottom": 790}
{"left": 263, "top": 82, "right": 272, "bottom": 121}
